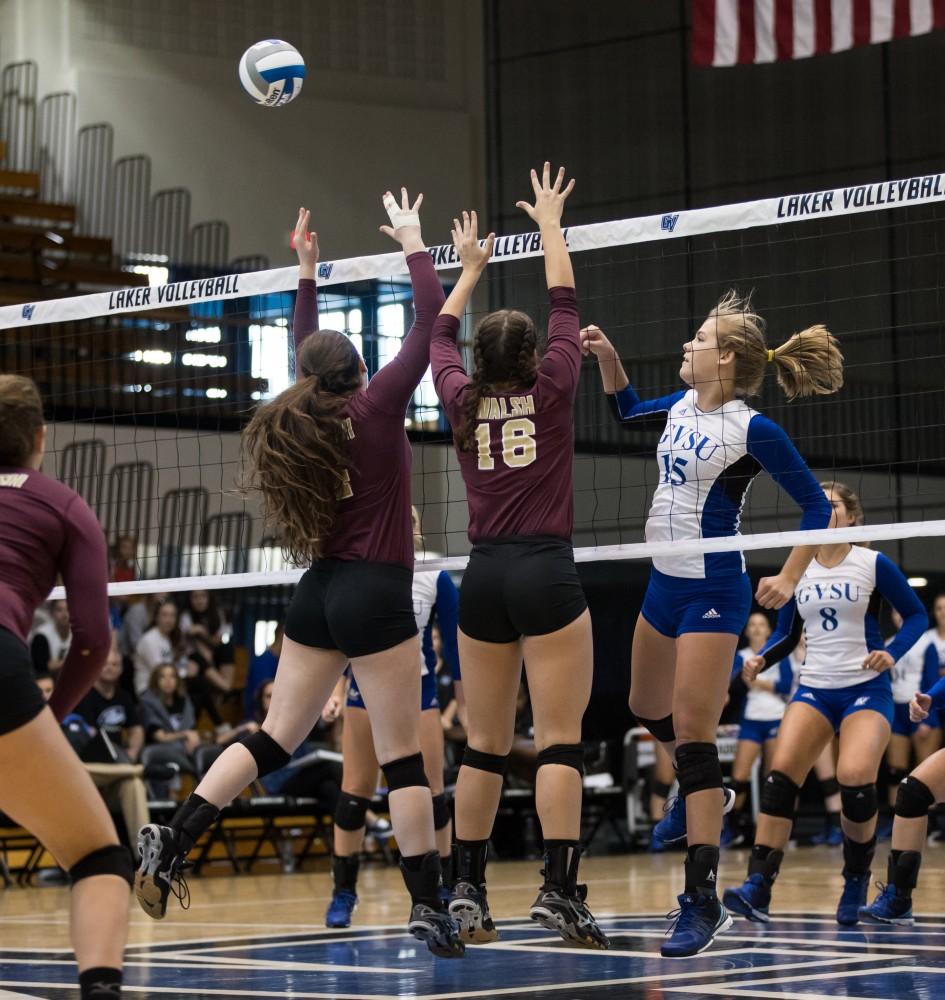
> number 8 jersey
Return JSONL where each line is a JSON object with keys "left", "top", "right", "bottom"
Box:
{"left": 431, "top": 286, "right": 581, "bottom": 541}
{"left": 760, "top": 546, "right": 927, "bottom": 690}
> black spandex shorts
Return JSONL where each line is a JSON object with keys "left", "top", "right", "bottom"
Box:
{"left": 459, "top": 536, "right": 588, "bottom": 644}
{"left": 0, "top": 627, "right": 46, "bottom": 736}
{"left": 284, "top": 559, "right": 417, "bottom": 658}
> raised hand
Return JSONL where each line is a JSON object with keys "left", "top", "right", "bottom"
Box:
{"left": 451, "top": 210, "right": 495, "bottom": 275}
{"left": 581, "top": 324, "right": 615, "bottom": 359}
{"left": 516, "top": 162, "right": 575, "bottom": 229}
{"left": 293, "top": 207, "right": 319, "bottom": 280}
{"left": 379, "top": 187, "right": 424, "bottom": 254}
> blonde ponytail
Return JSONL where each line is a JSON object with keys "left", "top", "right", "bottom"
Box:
{"left": 771, "top": 326, "right": 844, "bottom": 400}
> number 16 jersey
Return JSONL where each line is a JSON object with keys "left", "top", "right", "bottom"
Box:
{"left": 431, "top": 286, "right": 581, "bottom": 543}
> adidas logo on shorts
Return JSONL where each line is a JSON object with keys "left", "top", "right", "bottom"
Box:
{"left": 801, "top": 692, "right": 816, "bottom": 700}
{"left": 854, "top": 696, "right": 869, "bottom": 707}
{"left": 702, "top": 608, "right": 722, "bottom": 619}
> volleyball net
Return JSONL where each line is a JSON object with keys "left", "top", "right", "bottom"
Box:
{"left": 3, "top": 170, "right": 945, "bottom": 598}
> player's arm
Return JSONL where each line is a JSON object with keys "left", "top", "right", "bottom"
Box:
{"left": 47, "top": 499, "right": 112, "bottom": 721}
{"left": 747, "top": 414, "right": 833, "bottom": 610}
{"left": 874, "top": 555, "right": 929, "bottom": 663}
{"left": 367, "top": 189, "right": 449, "bottom": 413}
{"left": 291, "top": 208, "right": 321, "bottom": 379}
{"left": 432, "top": 212, "right": 495, "bottom": 415}
{"left": 757, "top": 600, "right": 803, "bottom": 669}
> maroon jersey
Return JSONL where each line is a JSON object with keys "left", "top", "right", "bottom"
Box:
{"left": 431, "top": 286, "right": 581, "bottom": 542}
{"left": 292, "top": 251, "right": 444, "bottom": 569}
{"left": 0, "top": 468, "right": 111, "bottom": 719}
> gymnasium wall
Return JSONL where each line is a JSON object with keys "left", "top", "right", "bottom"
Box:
{"left": 3, "top": 0, "right": 486, "bottom": 263}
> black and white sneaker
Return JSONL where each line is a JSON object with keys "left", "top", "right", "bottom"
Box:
{"left": 407, "top": 903, "right": 465, "bottom": 958}
{"left": 135, "top": 824, "right": 189, "bottom": 920}
{"left": 530, "top": 883, "right": 610, "bottom": 949}
{"left": 449, "top": 880, "right": 499, "bottom": 943}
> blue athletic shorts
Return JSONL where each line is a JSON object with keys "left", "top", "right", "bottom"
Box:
{"left": 920, "top": 708, "right": 941, "bottom": 731}
{"left": 738, "top": 718, "right": 782, "bottom": 744}
{"left": 891, "top": 702, "right": 918, "bottom": 738}
{"left": 641, "top": 568, "right": 752, "bottom": 638}
{"left": 347, "top": 670, "right": 439, "bottom": 711}
{"left": 791, "top": 675, "right": 894, "bottom": 733}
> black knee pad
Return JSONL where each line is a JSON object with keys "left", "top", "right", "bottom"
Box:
{"left": 819, "top": 776, "right": 840, "bottom": 799}
{"left": 432, "top": 793, "right": 451, "bottom": 830}
{"left": 382, "top": 752, "right": 429, "bottom": 792}
{"left": 895, "top": 776, "right": 936, "bottom": 819}
{"left": 675, "top": 742, "right": 722, "bottom": 798}
{"left": 760, "top": 770, "right": 799, "bottom": 819}
{"left": 536, "top": 743, "right": 584, "bottom": 776}
{"left": 69, "top": 845, "right": 133, "bottom": 888}
{"left": 242, "top": 730, "right": 291, "bottom": 776}
{"left": 651, "top": 778, "right": 673, "bottom": 799}
{"left": 462, "top": 746, "right": 509, "bottom": 776}
{"left": 635, "top": 713, "right": 676, "bottom": 744}
{"left": 334, "top": 793, "right": 372, "bottom": 832}
{"left": 840, "top": 783, "right": 878, "bottom": 823}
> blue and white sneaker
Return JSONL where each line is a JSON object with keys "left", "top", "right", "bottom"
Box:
{"left": 661, "top": 893, "right": 733, "bottom": 957}
{"left": 648, "top": 829, "right": 666, "bottom": 853}
{"left": 859, "top": 883, "right": 914, "bottom": 925}
{"left": 326, "top": 889, "right": 358, "bottom": 928}
{"left": 722, "top": 873, "right": 771, "bottom": 922}
{"left": 654, "top": 787, "right": 737, "bottom": 845}
{"left": 836, "top": 870, "right": 870, "bottom": 926}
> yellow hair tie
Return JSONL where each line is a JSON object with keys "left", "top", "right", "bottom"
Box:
{"left": 767, "top": 349, "right": 775, "bottom": 363}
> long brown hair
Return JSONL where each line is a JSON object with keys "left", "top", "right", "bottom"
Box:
{"left": 711, "top": 290, "right": 844, "bottom": 400}
{"left": 457, "top": 310, "right": 539, "bottom": 452}
{"left": 0, "top": 374, "right": 43, "bottom": 467}
{"left": 242, "top": 330, "right": 361, "bottom": 563}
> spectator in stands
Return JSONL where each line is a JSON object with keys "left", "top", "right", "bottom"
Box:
{"left": 73, "top": 641, "right": 150, "bottom": 855}
{"left": 179, "top": 590, "right": 235, "bottom": 724}
{"left": 35, "top": 670, "right": 55, "bottom": 702}
{"left": 76, "top": 639, "right": 144, "bottom": 765}
{"left": 110, "top": 536, "right": 137, "bottom": 586}
{"left": 30, "top": 599, "right": 72, "bottom": 676}
{"left": 120, "top": 594, "right": 165, "bottom": 674}
{"left": 139, "top": 664, "right": 201, "bottom": 782}
{"left": 133, "top": 600, "right": 185, "bottom": 695}
{"left": 245, "top": 623, "right": 283, "bottom": 717}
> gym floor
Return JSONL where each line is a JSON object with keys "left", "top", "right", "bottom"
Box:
{"left": 0, "top": 847, "right": 943, "bottom": 998}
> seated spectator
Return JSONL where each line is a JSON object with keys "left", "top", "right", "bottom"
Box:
{"left": 133, "top": 599, "right": 186, "bottom": 695}
{"left": 30, "top": 599, "right": 72, "bottom": 676}
{"left": 245, "top": 623, "right": 283, "bottom": 716}
{"left": 179, "top": 590, "right": 235, "bottom": 725}
{"left": 121, "top": 593, "right": 164, "bottom": 672}
{"left": 41, "top": 653, "right": 151, "bottom": 857}
{"left": 110, "top": 535, "right": 138, "bottom": 584}
{"left": 139, "top": 663, "right": 202, "bottom": 785}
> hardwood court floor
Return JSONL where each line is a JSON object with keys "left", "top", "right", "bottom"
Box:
{"left": 1, "top": 845, "right": 944, "bottom": 998}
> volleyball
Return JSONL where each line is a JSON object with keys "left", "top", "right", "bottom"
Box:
{"left": 238, "top": 40, "right": 306, "bottom": 107}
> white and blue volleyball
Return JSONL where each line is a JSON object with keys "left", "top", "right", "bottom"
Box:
{"left": 238, "top": 40, "right": 305, "bottom": 107}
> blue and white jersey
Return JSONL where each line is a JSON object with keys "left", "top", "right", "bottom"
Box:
{"left": 611, "top": 387, "right": 830, "bottom": 579}
{"left": 413, "top": 559, "right": 460, "bottom": 681}
{"left": 890, "top": 627, "right": 934, "bottom": 703}
{"left": 760, "top": 546, "right": 927, "bottom": 690}
{"left": 734, "top": 644, "right": 793, "bottom": 721}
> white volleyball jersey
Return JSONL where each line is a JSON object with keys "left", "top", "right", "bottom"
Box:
{"left": 412, "top": 568, "right": 439, "bottom": 677}
{"left": 612, "top": 387, "right": 829, "bottom": 580}
{"left": 761, "top": 546, "right": 927, "bottom": 691}
{"left": 738, "top": 644, "right": 792, "bottom": 721}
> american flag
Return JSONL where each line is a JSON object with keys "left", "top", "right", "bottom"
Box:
{"left": 693, "top": 0, "right": 945, "bottom": 66}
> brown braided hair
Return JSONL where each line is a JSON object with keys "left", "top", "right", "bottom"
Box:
{"left": 241, "top": 330, "right": 362, "bottom": 564}
{"left": 457, "top": 309, "right": 539, "bottom": 452}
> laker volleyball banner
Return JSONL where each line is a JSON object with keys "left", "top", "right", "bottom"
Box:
{"left": 693, "top": 0, "right": 945, "bottom": 67}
